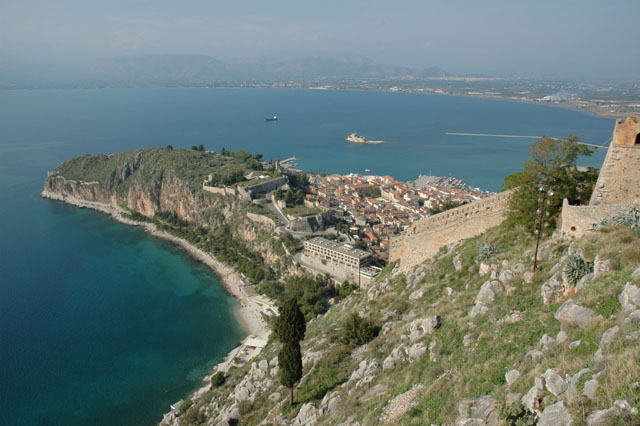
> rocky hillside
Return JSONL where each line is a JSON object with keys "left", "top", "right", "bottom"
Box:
{"left": 163, "top": 220, "right": 640, "bottom": 425}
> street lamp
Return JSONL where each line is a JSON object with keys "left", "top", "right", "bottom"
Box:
{"left": 532, "top": 187, "right": 554, "bottom": 273}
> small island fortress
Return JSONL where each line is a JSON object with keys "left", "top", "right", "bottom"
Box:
{"left": 345, "top": 133, "right": 383, "bottom": 144}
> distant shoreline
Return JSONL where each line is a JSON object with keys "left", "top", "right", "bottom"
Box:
{"left": 2, "top": 85, "right": 633, "bottom": 119}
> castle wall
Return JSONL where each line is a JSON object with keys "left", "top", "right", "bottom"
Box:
{"left": 390, "top": 191, "right": 512, "bottom": 272}
{"left": 561, "top": 115, "right": 640, "bottom": 238}
{"left": 589, "top": 146, "right": 640, "bottom": 206}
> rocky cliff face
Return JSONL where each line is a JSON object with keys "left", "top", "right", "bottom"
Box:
{"left": 42, "top": 150, "right": 290, "bottom": 275}
{"left": 44, "top": 167, "right": 230, "bottom": 227}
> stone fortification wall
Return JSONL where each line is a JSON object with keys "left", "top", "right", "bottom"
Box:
{"left": 390, "top": 191, "right": 512, "bottom": 272}
{"left": 244, "top": 176, "right": 287, "bottom": 198}
{"left": 589, "top": 146, "right": 640, "bottom": 206}
{"left": 557, "top": 199, "right": 630, "bottom": 238}
{"left": 561, "top": 116, "right": 640, "bottom": 237}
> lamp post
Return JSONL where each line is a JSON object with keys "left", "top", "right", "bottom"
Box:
{"left": 532, "top": 187, "right": 554, "bottom": 273}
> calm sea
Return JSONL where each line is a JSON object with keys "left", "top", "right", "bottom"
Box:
{"left": 0, "top": 88, "right": 613, "bottom": 426}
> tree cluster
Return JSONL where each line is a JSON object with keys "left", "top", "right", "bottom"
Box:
{"left": 274, "top": 187, "right": 304, "bottom": 207}
{"left": 191, "top": 144, "right": 205, "bottom": 152}
{"left": 208, "top": 170, "right": 245, "bottom": 186}
{"left": 259, "top": 274, "right": 335, "bottom": 320}
{"left": 503, "top": 135, "right": 598, "bottom": 234}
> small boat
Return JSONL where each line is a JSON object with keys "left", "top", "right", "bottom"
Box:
{"left": 265, "top": 115, "right": 278, "bottom": 122}
{"left": 365, "top": 168, "right": 371, "bottom": 173}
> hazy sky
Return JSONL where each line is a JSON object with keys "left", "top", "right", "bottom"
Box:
{"left": 1, "top": 0, "right": 639, "bottom": 79}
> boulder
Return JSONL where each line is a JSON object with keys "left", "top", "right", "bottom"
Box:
{"left": 521, "top": 377, "right": 545, "bottom": 413}
{"left": 498, "top": 269, "right": 514, "bottom": 284}
{"left": 583, "top": 378, "right": 598, "bottom": 400}
{"left": 408, "top": 342, "right": 427, "bottom": 361}
{"left": 349, "top": 359, "right": 379, "bottom": 388}
{"left": 268, "top": 392, "right": 281, "bottom": 402}
{"left": 542, "top": 272, "right": 567, "bottom": 305}
{"left": 470, "top": 280, "right": 504, "bottom": 318}
{"left": 543, "top": 369, "right": 568, "bottom": 398}
{"left": 409, "top": 288, "right": 426, "bottom": 300}
{"left": 407, "top": 316, "right": 441, "bottom": 341}
{"left": 569, "top": 340, "right": 582, "bottom": 349}
{"left": 576, "top": 272, "right": 594, "bottom": 290}
{"left": 525, "top": 349, "right": 544, "bottom": 364}
{"left": 453, "top": 254, "right": 463, "bottom": 272}
{"left": 619, "top": 282, "right": 640, "bottom": 312}
{"left": 293, "top": 402, "right": 317, "bottom": 426}
{"left": 234, "top": 386, "right": 250, "bottom": 402}
{"left": 539, "top": 401, "right": 572, "bottom": 426}
{"left": 594, "top": 326, "right": 620, "bottom": 364}
{"left": 566, "top": 368, "right": 590, "bottom": 402}
{"left": 456, "top": 396, "right": 498, "bottom": 426}
{"left": 523, "top": 271, "right": 535, "bottom": 284}
{"left": 383, "top": 345, "right": 407, "bottom": 370}
{"left": 593, "top": 255, "right": 611, "bottom": 278}
{"left": 539, "top": 334, "right": 555, "bottom": 351}
{"left": 479, "top": 262, "right": 493, "bottom": 276}
{"left": 505, "top": 369, "right": 520, "bottom": 387}
{"left": 586, "top": 399, "right": 639, "bottom": 425}
{"left": 632, "top": 266, "right": 640, "bottom": 279}
{"left": 556, "top": 330, "right": 569, "bottom": 345}
{"left": 258, "top": 359, "right": 269, "bottom": 372}
{"left": 554, "top": 299, "right": 595, "bottom": 328}
{"left": 513, "top": 263, "right": 526, "bottom": 273}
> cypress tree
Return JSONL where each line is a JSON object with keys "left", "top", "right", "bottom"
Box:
{"left": 274, "top": 298, "right": 306, "bottom": 405}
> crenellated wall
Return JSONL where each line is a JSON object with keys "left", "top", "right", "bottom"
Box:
{"left": 390, "top": 191, "right": 512, "bottom": 272}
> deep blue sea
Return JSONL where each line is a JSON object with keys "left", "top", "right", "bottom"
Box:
{"left": 0, "top": 88, "right": 613, "bottom": 426}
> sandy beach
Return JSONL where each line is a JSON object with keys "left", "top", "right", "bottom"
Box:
{"left": 40, "top": 190, "right": 269, "bottom": 339}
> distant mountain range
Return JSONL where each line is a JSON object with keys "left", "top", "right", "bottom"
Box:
{"left": 0, "top": 53, "right": 452, "bottom": 88}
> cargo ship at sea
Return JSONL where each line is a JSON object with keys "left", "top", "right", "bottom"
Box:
{"left": 345, "top": 133, "right": 383, "bottom": 144}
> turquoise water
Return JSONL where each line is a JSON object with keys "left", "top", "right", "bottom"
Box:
{"left": 0, "top": 88, "right": 614, "bottom": 426}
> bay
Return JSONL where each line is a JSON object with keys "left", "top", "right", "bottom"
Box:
{"left": 0, "top": 88, "right": 613, "bottom": 426}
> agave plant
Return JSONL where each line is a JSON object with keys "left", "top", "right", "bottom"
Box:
{"left": 593, "top": 206, "right": 640, "bottom": 232}
{"left": 564, "top": 253, "right": 594, "bottom": 286}
{"left": 477, "top": 242, "right": 499, "bottom": 262}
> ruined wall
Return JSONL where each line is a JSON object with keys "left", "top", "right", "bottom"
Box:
{"left": 390, "top": 191, "right": 512, "bottom": 272}
{"left": 557, "top": 199, "right": 629, "bottom": 238}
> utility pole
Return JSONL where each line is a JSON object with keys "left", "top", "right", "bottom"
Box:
{"left": 532, "top": 187, "right": 553, "bottom": 273}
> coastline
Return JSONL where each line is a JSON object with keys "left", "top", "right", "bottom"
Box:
{"left": 40, "top": 190, "right": 269, "bottom": 340}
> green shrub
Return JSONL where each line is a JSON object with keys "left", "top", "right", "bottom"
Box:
{"left": 498, "top": 402, "right": 537, "bottom": 425}
{"left": 210, "top": 372, "right": 226, "bottom": 388}
{"left": 341, "top": 313, "right": 380, "bottom": 346}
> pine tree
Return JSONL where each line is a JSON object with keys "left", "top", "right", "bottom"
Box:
{"left": 274, "top": 298, "right": 306, "bottom": 405}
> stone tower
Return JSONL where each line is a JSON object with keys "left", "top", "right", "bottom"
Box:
{"left": 589, "top": 116, "right": 640, "bottom": 206}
